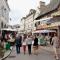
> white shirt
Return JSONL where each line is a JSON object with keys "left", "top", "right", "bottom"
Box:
{"left": 22, "top": 39, "right": 27, "bottom": 45}
{"left": 26, "top": 37, "right": 32, "bottom": 44}
{"left": 52, "top": 36, "right": 59, "bottom": 47}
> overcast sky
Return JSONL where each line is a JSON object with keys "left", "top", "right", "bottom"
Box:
{"left": 8, "top": 0, "right": 50, "bottom": 25}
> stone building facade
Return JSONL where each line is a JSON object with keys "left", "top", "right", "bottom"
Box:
{"left": 20, "top": 17, "right": 25, "bottom": 32}
{"left": 20, "top": 9, "right": 36, "bottom": 33}
{"left": 0, "top": 0, "right": 10, "bottom": 29}
{"left": 35, "top": 0, "right": 60, "bottom": 45}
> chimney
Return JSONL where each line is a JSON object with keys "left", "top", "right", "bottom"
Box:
{"left": 38, "top": 1, "right": 47, "bottom": 13}
{"left": 39, "top": 1, "right": 45, "bottom": 8}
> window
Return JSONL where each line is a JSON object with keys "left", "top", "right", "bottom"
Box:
{"left": 38, "top": 21, "right": 40, "bottom": 25}
{"left": 4, "top": 24, "right": 6, "bottom": 28}
{"left": 17, "top": 26, "right": 20, "bottom": 28}
{"left": 1, "top": 6, "right": 4, "bottom": 17}
{"left": 4, "top": 8, "right": 6, "bottom": 11}
{"left": 35, "top": 23, "right": 37, "bottom": 27}
{"left": 6, "top": 0, "right": 7, "bottom": 1}
{"left": 1, "top": 22, "right": 3, "bottom": 28}
{"left": 46, "top": 23, "right": 51, "bottom": 25}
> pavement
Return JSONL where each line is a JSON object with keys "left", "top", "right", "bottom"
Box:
{"left": 57, "top": 48, "right": 60, "bottom": 59}
{"left": 5, "top": 46, "right": 57, "bottom": 60}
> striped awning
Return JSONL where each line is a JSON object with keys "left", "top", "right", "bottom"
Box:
{"left": 36, "top": 22, "right": 60, "bottom": 30}
{"left": 32, "top": 30, "right": 56, "bottom": 33}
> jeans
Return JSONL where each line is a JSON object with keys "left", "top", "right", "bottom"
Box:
{"left": 28, "top": 44, "right": 31, "bottom": 54}
{"left": 16, "top": 45, "right": 20, "bottom": 54}
{"left": 23, "top": 45, "right": 26, "bottom": 54}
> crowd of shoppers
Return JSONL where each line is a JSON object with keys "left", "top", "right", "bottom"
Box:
{"left": 15, "top": 32, "right": 59, "bottom": 59}
{"left": 15, "top": 33, "right": 38, "bottom": 55}
{"left": 15, "top": 33, "right": 51, "bottom": 55}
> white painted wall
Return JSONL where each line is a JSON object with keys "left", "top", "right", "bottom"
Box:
{"left": 25, "top": 14, "right": 35, "bottom": 33}
{"left": 0, "top": 0, "right": 10, "bottom": 29}
{"left": 20, "top": 19, "right": 25, "bottom": 31}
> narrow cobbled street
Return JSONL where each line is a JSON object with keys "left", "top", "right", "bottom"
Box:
{"left": 5, "top": 46, "right": 55, "bottom": 60}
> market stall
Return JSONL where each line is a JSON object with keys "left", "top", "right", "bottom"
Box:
{"left": 1, "top": 28, "right": 17, "bottom": 46}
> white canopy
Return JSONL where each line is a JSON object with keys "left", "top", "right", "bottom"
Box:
{"left": 32, "top": 30, "right": 56, "bottom": 33}
{"left": 1, "top": 28, "right": 17, "bottom": 31}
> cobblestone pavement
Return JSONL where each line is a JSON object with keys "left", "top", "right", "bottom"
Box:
{"left": 5, "top": 46, "right": 56, "bottom": 60}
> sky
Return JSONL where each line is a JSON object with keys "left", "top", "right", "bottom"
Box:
{"left": 8, "top": 0, "right": 50, "bottom": 25}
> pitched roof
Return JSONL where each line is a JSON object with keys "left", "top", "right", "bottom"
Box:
{"left": 25, "top": 9, "right": 36, "bottom": 19}
{"left": 35, "top": 0, "right": 60, "bottom": 20}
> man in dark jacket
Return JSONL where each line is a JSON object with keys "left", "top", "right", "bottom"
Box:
{"left": 15, "top": 34, "right": 22, "bottom": 54}
{"left": 33, "top": 35, "right": 38, "bottom": 55}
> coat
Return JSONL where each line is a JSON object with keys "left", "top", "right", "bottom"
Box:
{"left": 15, "top": 36, "right": 22, "bottom": 47}
{"left": 33, "top": 38, "right": 38, "bottom": 46}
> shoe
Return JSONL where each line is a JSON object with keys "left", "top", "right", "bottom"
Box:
{"left": 24, "top": 53, "right": 25, "bottom": 55}
{"left": 56, "top": 59, "right": 59, "bottom": 60}
{"left": 56, "top": 58, "right": 59, "bottom": 60}
{"left": 35, "top": 53, "right": 38, "bottom": 56}
{"left": 54, "top": 56, "right": 56, "bottom": 58}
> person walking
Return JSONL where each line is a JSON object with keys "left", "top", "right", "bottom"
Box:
{"left": 33, "top": 35, "right": 38, "bottom": 55}
{"left": 15, "top": 34, "right": 22, "bottom": 54}
{"left": 45, "top": 35, "right": 51, "bottom": 45}
{"left": 22, "top": 34, "right": 27, "bottom": 54}
{"left": 50, "top": 36, "right": 53, "bottom": 45}
{"left": 52, "top": 33, "right": 59, "bottom": 60}
{"left": 0, "top": 32, "right": 2, "bottom": 42}
{"left": 26, "top": 35, "right": 32, "bottom": 55}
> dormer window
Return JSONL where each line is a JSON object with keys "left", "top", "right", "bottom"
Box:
{"left": 4, "top": 8, "right": 6, "bottom": 11}
{"left": 6, "top": 0, "right": 7, "bottom": 1}
{"left": 38, "top": 21, "right": 40, "bottom": 25}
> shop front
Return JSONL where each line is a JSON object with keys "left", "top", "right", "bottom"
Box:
{"left": 36, "top": 21, "right": 60, "bottom": 46}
